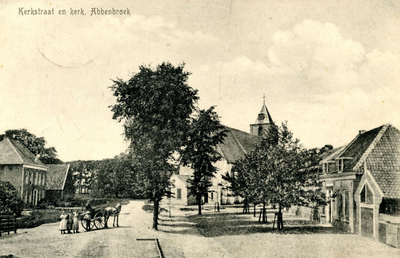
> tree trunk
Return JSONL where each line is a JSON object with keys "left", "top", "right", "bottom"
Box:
{"left": 243, "top": 200, "right": 249, "bottom": 214}
{"left": 197, "top": 195, "right": 202, "bottom": 215}
{"left": 253, "top": 203, "right": 256, "bottom": 217}
{"left": 153, "top": 199, "right": 159, "bottom": 230}
{"left": 277, "top": 204, "right": 283, "bottom": 230}
{"left": 263, "top": 203, "right": 267, "bottom": 223}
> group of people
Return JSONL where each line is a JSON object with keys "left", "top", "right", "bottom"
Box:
{"left": 59, "top": 210, "right": 80, "bottom": 234}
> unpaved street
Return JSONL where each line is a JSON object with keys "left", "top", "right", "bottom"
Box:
{"left": 0, "top": 201, "right": 162, "bottom": 257}
{"left": 1, "top": 201, "right": 400, "bottom": 258}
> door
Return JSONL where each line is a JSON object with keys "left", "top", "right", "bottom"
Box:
{"left": 361, "top": 207, "right": 373, "bottom": 238}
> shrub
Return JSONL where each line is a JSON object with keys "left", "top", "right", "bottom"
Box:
{"left": 0, "top": 181, "right": 24, "bottom": 216}
{"left": 16, "top": 209, "right": 61, "bottom": 229}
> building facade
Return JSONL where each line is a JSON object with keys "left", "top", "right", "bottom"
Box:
{"left": 321, "top": 124, "right": 400, "bottom": 244}
{"left": 0, "top": 138, "right": 47, "bottom": 206}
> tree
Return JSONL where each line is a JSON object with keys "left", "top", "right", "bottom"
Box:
{"left": 230, "top": 122, "right": 322, "bottom": 229}
{"left": 1, "top": 129, "right": 62, "bottom": 164}
{"left": 224, "top": 125, "right": 279, "bottom": 222}
{"left": 69, "top": 160, "right": 96, "bottom": 195}
{"left": 0, "top": 181, "right": 24, "bottom": 216}
{"left": 109, "top": 62, "right": 198, "bottom": 230}
{"left": 93, "top": 154, "right": 140, "bottom": 198}
{"left": 180, "top": 106, "right": 226, "bottom": 215}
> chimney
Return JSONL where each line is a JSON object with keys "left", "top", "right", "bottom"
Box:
{"left": 359, "top": 130, "right": 366, "bottom": 135}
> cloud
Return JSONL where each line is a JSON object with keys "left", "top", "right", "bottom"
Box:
{"left": 0, "top": 7, "right": 223, "bottom": 161}
{"left": 192, "top": 19, "right": 400, "bottom": 149}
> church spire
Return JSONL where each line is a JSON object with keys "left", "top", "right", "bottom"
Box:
{"left": 256, "top": 95, "right": 273, "bottom": 124}
{"left": 250, "top": 95, "right": 274, "bottom": 136}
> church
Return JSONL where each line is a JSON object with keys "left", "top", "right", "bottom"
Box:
{"left": 170, "top": 98, "right": 275, "bottom": 205}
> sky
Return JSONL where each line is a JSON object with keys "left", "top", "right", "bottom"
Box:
{"left": 1, "top": 0, "right": 400, "bottom": 161}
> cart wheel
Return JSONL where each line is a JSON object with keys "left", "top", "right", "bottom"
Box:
{"left": 94, "top": 211, "right": 105, "bottom": 229}
{"left": 81, "top": 218, "right": 91, "bottom": 231}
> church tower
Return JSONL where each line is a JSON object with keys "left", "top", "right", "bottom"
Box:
{"left": 250, "top": 95, "right": 274, "bottom": 136}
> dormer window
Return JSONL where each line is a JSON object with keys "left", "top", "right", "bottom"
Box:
{"left": 337, "top": 159, "right": 344, "bottom": 173}
{"left": 258, "top": 114, "right": 265, "bottom": 121}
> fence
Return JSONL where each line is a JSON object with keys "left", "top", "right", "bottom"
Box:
{"left": 0, "top": 214, "right": 17, "bottom": 237}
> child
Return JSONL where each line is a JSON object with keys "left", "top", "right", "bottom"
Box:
{"left": 59, "top": 210, "right": 68, "bottom": 234}
{"left": 66, "top": 211, "right": 73, "bottom": 234}
{"left": 72, "top": 210, "right": 80, "bottom": 233}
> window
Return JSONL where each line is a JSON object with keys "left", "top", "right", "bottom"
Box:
{"left": 177, "top": 189, "right": 182, "bottom": 199}
{"left": 258, "top": 114, "right": 265, "bottom": 121}
{"left": 338, "top": 159, "right": 343, "bottom": 172}
{"left": 344, "top": 191, "right": 350, "bottom": 221}
{"left": 360, "top": 184, "right": 373, "bottom": 204}
{"left": 258, "top": 127, "right": 263, "bottom": 137}
{"left": 337, "top": 194, "right": 343, "bottom": 218}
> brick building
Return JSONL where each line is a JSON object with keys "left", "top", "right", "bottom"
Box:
{"left": 0, "top": 137, "right": 47, "bottom": 205}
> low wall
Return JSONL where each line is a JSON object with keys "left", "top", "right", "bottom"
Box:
{"left": 379, "top": 221, "right": 400, "bottom": 248}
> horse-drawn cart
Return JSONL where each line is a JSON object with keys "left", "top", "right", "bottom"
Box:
{"left": 80, "top": 208, "right": 106, "bottom": 231}
{"left": 80, "top": 202, "right": 121, "bottom": 231}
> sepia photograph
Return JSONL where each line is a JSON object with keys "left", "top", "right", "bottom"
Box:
{"left": 1, "top": 0, "right": 400, "bottom": 257}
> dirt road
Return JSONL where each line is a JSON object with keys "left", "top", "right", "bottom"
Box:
{"left": 1, "top": 201, "right": 399, "bottom": 258}
{"left": 0, "top": 201, "right": 164, "bottom": 258}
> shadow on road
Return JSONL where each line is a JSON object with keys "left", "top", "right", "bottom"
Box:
{"left": 158, "top": 211, "right": 347, "bottom": 238}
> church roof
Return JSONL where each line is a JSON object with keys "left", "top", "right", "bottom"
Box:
{"left": 218, "top": 126, "right": 260, "bottom": 163}
{"left": 0, "top": 137, "right": 45, "bottom": 166}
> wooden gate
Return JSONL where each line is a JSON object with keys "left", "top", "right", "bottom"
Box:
{"left": 0, "top": 214, "right": 17, "bottom": 237}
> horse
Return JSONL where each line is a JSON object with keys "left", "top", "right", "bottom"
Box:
{"left": 104, "top": 203, "right": 122, "bottom": 228}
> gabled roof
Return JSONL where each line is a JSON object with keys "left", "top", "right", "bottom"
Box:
{"left": 364, "top": 125, "right": 400, "bottom": 198}
{"left": 0, "top": 138, "right": 45, "bottom": 166}
{"left": 46, "top": 164, "right": 70, "bottom": 190}
{"left": 324, "top": 124, "right": 400, "bottom": 199}
{"left": 218, "top": 126, "right": 260, "bottom": 163}
{"left": 339, "top": 125, "right": 384, "bottom": 172}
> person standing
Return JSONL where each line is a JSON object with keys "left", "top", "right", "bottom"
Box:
{"left": 72, "top": 210, "right": 80, "bottom": 233}
{"left": 59, "top": 210, "right": 68, "bottom": 234}
{"left": 66, "top": 211, "right": 73, "bottom": 234}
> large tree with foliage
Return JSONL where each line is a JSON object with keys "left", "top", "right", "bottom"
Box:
{"left": 228, "top": 122, "right": 326, "bottom": 229}
{"left": 180, "top": 106, "right": 226, "bottom": 215}
{"left": 1, "top": 129, "right": 62, "bottom": 164}
{"left": 109, "top": 62, "right": 198, "bottom": 230}
{"left": 0, "top": 181, "right": 24, "bottom": 216}
{"left": 93, "top": 153, "right": 141, "bottom": 198}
